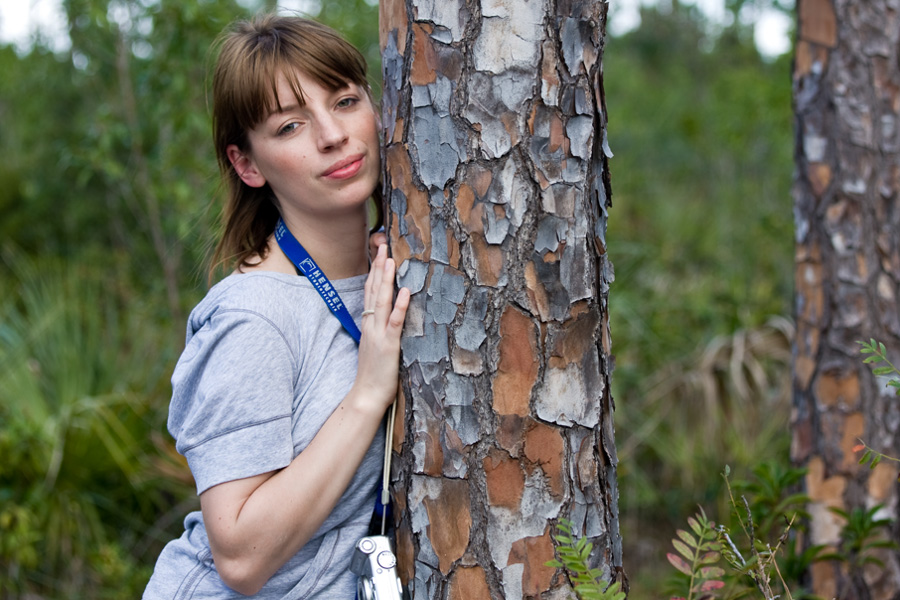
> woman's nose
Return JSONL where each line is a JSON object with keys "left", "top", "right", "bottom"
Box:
{"left": 317, "top": 114, "right": 348, "bottom": 151}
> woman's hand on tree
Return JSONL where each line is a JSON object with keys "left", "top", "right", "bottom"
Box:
{"left": 354, "top": 243, "right": 409, "bottom": 413}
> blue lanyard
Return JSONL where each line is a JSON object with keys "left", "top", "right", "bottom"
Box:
{"left": 275, "top": 218, "right": 392, "bottom": 527}
{"left": 274, "top": 218, "right": 362, "bottom": 344}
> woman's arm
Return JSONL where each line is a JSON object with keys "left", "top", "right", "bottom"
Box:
{"left": 200, "top": 245, "right": 410, "bottom": 595}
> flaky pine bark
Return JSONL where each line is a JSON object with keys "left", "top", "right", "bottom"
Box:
{"left": 792, "top": 1, "right": 900, "bottom": 598}
{"left": 379, "top": 0, "right": 622, "bottom": 598}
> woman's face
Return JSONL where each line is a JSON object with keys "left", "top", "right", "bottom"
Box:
{"left": 227, "top": 69, "right": 380, "bottom": 228}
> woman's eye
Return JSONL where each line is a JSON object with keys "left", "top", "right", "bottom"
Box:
{"left": 278, "top": 122, "right": 300, "bottom": 136}
{"left": 337, "top": 97, "right": 358, "bottom": 109}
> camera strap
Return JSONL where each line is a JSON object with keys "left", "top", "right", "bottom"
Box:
{"left": 274, "top": 217, "right": 395, "bottom": 535}
{"left": 380, "top": 402, "right": 395, "bottom": 536}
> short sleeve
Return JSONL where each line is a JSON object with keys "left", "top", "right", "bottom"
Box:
{"left": 168, "top": 308, "right": 297, "bottom": 494}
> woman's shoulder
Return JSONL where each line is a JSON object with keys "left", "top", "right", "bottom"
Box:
{"left": 207, "top": 270, "right": 365, "bottom": 303}
{"left": 210, "top": 271, "right": 308, "bottom": 303}
{"left": 188, "top": 272, "right": 311, "bottom": 333}
{"left": 185, "top": 270, "right": 366, "bottom": 340}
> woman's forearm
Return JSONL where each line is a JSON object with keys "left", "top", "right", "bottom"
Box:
{"left": 201, "top": 385, "right": 387, "bottom": 595}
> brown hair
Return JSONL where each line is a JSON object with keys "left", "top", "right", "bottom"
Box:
{"left": 209, "top": 14, "right": 379, "bottom": 280}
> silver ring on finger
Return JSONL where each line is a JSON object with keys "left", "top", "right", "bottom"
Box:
{"left": 361, "top": 309, "right": 375, "bottom": 317}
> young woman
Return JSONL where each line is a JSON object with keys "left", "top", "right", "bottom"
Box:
{"left": 143, "top": 14, "right": 409, "bottom": 598}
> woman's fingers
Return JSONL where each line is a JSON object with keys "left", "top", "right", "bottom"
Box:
{"left": 365, "top": 245, "right": 385, "bottom": 311}
{"left": 374, "top": 256, "right": 395, "bottom": 318}
{"left": 389, "top": 287, "right": 410, "bottom": 331}
{"left": 369, "top": 231, "right": 387, "bottom": 263}
{"left": 364, "top": 245, "right": 382, "bottom": 301}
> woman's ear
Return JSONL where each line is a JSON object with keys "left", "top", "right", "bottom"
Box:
{"left": 226, "top": 144, "right": 266, "bottom": 188}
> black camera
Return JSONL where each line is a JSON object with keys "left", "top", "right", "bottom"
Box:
{"left": 349, "top": 535, "right": 403, "bottom": 600}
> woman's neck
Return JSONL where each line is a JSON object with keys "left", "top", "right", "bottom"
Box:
{"left": 276, "top": 208, "right": 370, "bottom": 280}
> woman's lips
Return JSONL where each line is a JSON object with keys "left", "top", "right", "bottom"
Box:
{"left": 322, "top": 154, "right": 364, "bottom": 179}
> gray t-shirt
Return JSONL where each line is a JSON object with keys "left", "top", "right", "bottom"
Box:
{"left": 144, "top": 271, "right": 381, "bottom": 599}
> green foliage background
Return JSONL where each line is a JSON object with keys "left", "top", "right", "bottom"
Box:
{"left": 605, "top": 4, "right": 795, "bottom": 597}
{"left": 0, "top": 0, "right": 794, "bottom": 597}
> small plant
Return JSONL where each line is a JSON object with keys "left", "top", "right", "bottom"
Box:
{"left": 719, "top": 467, "right": 795, "bottom": 600}
{"left": 853, "top": 439, "right": 900, "bottom": 472}
{"left": 819, "top": 504, "right": 898, "bottom": 571}
{"left": 665, "top": 506, "right": 726, "bottom": 600}
{"left": 665, "top": 466, "right": 817, "bottom": 600}
{"left": 547, "top": 519, "right": 627, "bottom": 600}
{"left": 856, "top": 339, "right": 900, "bottom": 477}
{"left": 656, "top": 340, "right": 900, "bottom": 600}
{"left": 732, "top": 461, "right": 810, "bottom": 543}
{"left": 730, "top": 461, "right": 826, "bottom": 588}
{"left": 859, "top": 338, "right": 900, "bottom": 394}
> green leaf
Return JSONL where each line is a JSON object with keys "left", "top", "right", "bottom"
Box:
{"left": 816, "top": 552, "right": 844, "bottom": 562}
{"left": 579, "top": 541, "right": 594, "bottom": 561}
{"left": 672, "top": 539, "right": 694, "bottom": 561}
{"left": 776, "top": 492, "right": 813, "bottom": 508}
{"left": 677, "top": 529, "right": 698, "bottom": 548}
{"left": 687, "top": 515, "right": 703, "bottom": 537}
{"left": 698, "top": 551, "right": 720, "bottom": 564}
{"left": 872, "top": 366, "right": 895, "bottom": 376}
{"left": 667, "top": 552, "right": 693, "bottom": 576}
{"left": 861, "top": 556, "right": 886, "bottom": 568}
{"left": 864, "top": 540, "right": 899, "bottom": 550}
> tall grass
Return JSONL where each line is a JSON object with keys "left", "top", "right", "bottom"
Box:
{"left": 0, "top": 250, "right": 193, "bottom": 598}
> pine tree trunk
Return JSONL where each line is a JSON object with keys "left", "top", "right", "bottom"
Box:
{"left": 793, "top": 1, "right": 900, "bottom": 598}
{"left": 379, "top": 0, "right": 623, "bottom": 598}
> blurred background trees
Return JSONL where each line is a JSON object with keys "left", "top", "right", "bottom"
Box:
{"left": 0, "top": 0, "right": 812, "bottom": 597}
